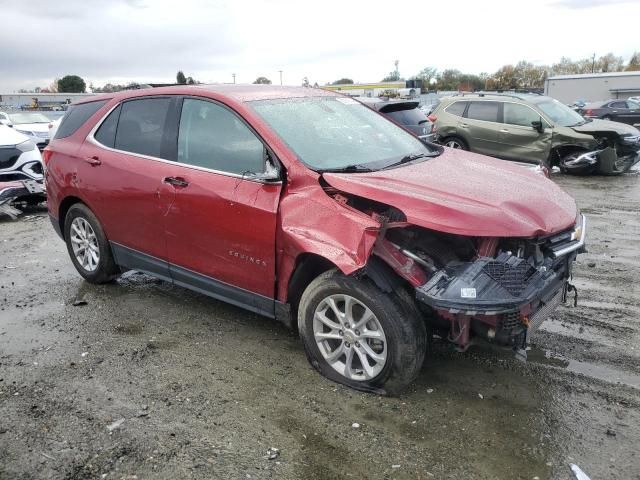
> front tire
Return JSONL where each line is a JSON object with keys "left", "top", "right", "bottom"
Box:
{"left": 298, "top": 270, "right": 426, "bottom": 394}
{"left": 64, "top": 203, "right": 119, "bottom": 284}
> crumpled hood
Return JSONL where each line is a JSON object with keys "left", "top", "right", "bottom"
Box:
{"left": 572, "top": 118, "right": 640, "bottom": 136}
{"left": 323, "top": 149, "right": 577, "bottom": 237}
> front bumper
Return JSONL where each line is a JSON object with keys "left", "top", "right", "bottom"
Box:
{"left": 0, "top": 179, "right": 46, "bottom": 218}
{"left": 415, "top": 215, "right": 586, "bottom": 347}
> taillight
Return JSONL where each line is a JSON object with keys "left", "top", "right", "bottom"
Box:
{"left": 42, "top": 147, "right": 53, "bottom": 166}
{"left": 427, "top": 114, "right": 437, "bottom": 123}
{"left": 584, "top": 109, "right": 592, "bottom": 116}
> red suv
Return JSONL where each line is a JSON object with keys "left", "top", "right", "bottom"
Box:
{"left": 45, "top": 85, "right": 586, "bottom": 393}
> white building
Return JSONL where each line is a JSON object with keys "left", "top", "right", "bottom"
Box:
{"left": 544, "top": 71, "right": 640, "bottom": 104}
{"left": 0, "top": 92, "right": 95, "bottom": 110}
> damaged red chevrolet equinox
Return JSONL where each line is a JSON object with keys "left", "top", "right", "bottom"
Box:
{"left": 45, "top": 85, "right": 586, "bottom": 393}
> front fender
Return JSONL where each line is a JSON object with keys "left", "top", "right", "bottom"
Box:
{"left": 275, "top": 187, "right": 380, "bottom": 302}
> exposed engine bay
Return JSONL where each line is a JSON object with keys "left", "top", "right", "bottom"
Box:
{"left": 325, "top": 184, "right": 587, "bottom": 352}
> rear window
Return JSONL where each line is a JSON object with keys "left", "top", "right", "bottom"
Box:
{"left": 445, "top": 101, "right": 467, "bottom": 117}
{"left": 54, "top": 100, "right": 108, "bottom": 139}
{"left": 466, "top": 101, "right": 500, "bottom": 122}
{"left": 384, "top": 108, "right": 427, "bottom": 126}
{"left": 114, "top": 98, "right": 171, "bottom": 158}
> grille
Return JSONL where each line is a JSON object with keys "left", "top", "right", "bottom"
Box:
{"left": 500, "top": 311, "right": 522, "bottom": 330}
{"left": 0, "top": 148, "right": 21, "bottom": 170}
{"left": 482, "top": 261, "right": 536, "bottom": 297}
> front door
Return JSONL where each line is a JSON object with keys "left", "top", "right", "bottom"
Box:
{"left": 163, "top": 97, "right": 282, "bottom": 316}
{"left": 499, "top": 102, "right": 552, "bottom": 164}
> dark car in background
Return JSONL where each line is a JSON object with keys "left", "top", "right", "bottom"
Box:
{"left": 356, "top": 97, "right": 435, "bottom": 142}
{"left": 581, "top": 99, "right": 640, "bottom": 126}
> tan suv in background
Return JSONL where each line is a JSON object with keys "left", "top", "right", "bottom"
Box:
{"left": 431, "top": 93, "right": 640, "bottom": 175}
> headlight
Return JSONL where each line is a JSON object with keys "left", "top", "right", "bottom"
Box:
{"left": 15, "top": 129, "right": 33, "bottom": 137}
{"left": 16, "top": 140, "right": 36, "bottom": 152}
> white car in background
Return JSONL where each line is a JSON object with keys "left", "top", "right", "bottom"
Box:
{"left": 0, "top": 125, "right": 44, "bottom": 182}
{"left": 0, "top": 111, "right": 52, "bottom": 150}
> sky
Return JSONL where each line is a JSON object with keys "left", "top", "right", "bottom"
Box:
{"left": 0, "top": 0, "right": 638, "bottom": 92}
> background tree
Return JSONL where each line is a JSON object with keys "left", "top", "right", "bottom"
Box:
{"left": 414, "top": 66, "right": 438, "bottom": 86}
{"left": 57, "top": 75, "right": 86, "bottom": 93}
{"left": 626, "top": 52, "right": 640, "bottom": 71}
{"left": 48, "top": 78, "right": 59, "bottom": 93}
{"left": 253, "top": 76, "right": 272, "bottom": 84}
{"left": 176, "top": 71, "right": 187, "bottom": 84}
{"left": 331, "top": 78, "right": 354, "bottom": 85}
{"left": 381, "top": 71, "right": 402, "bottom": 82}
{"left": 598, "top": 53, "right": 624, "bottom": 72}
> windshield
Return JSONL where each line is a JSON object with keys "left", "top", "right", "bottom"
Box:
{"left": 8, "top": 112, "right": 51, "bottom": 124}
{"left": 536, "top": 99, "right": 585, "bottom": 127}
{"left": 250, "top": 96, "right": 438, "bottom": 172}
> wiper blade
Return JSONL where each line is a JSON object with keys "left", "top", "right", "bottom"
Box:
{"left": 319, "top": 164, "right": 373, "bottom": 173}
{"left": 383, "top": 152, "right": 434, "bottom": 169}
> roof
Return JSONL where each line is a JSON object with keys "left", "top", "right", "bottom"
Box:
{"left": 0, "top": 92, "right": 93, "bottom": 96}
{"left": 547, "top": 71, "right": 640, "bottom": 81}
{"left": 84, "top": 84, "right": 339, "bottom": 104}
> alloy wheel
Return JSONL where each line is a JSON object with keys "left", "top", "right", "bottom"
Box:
{"left": 445, "top": 140, "right": 463, "bottom": 149}
{"left": 69, "top": 217, "right": 100, "bottom": 272}
{"left": 313, "top": 294, "right": 387, "bottom": 381}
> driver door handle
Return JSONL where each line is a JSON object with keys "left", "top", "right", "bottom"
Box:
{"left": 85, "top": 156, "right": 101, "bottom": 166}
{"left": 499, "top": 129, "right": 509, "bottom": 133}
{"left": 164, "top": 176, "right": 189, "bottom": 188}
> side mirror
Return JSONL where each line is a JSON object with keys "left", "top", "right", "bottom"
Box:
{"left": 531, "top": 120, "right": 544, "bottom": 134}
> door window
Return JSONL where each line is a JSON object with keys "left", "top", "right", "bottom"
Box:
{"left": 626, "top": 100, "right": 640, "bottom": 109}
{"left": 466, "top": 102, "right": 500, "bottom": 122}
{"left": 503, "top": 103, "right": 540, "bottom": 127}
{"left": 609, "top": 101, "right": 626, "bottom": 109}
{"left": 114, "top": 98, "right": 172, "bottom": 158}
{"left": 178, "top": 98, "right": 265, "bottom": 175}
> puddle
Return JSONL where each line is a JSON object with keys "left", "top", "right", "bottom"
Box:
{"left": 527, "top": 347, "right": 640, "bottom": 390}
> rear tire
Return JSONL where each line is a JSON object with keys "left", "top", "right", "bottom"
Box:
{"left": 64, "top": 203, "right": 119, "bottom": 284}
{"left": 442, "top": 136, "right": 468, "bottom": 150}
{"left": 298, "top": 270, "right": 426, "bottom": 394}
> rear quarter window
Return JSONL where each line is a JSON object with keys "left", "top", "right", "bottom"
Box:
{"left": 54, "top": 100, "right": 108, "bottom": 139}
{"left": 445, "top": 101, "right": 467, "bottom": 117}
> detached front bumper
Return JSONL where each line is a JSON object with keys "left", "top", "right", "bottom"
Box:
{"left": 415, "top": 215, "right": 586, "bottom": 348}
{"left": 0, "top": 180, "right": 46, "bottom": 219}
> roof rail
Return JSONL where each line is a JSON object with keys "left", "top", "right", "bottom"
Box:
{"left": 454, "top": 91, "right": 543, "bottom": 100}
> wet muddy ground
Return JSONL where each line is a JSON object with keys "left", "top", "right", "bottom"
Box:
{"left": 1, "top": 172, "right": 639, "bottom": 480}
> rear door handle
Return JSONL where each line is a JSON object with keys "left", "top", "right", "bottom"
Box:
{"left": 85, "top": 156, "right": 101, "bottom": 166}
{"left": 499, "top": 129, "right": 509, "bottom": 133}
{"left": 460, "top": 123, "right": 469, "bottom": 128}
{"left": 164, "top": 176, "right": 189, "bottom": 188}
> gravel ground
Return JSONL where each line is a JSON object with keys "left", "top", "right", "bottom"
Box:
{"left": 1, "top": 171, "right": 639, "bottom": 480}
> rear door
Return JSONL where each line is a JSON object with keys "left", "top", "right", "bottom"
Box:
{"left": 462, "top": 101, "right": 502, "bottom": 155}
{"left": 499, "top": 102, "right": 552, "bottom": 164}
{"left": 78, "top": 96, "right": 180, "bottom": 280}
{"left": 163, "top": 97, "right": 282, "bottom": 315}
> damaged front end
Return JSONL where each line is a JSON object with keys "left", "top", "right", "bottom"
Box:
{"left": 0, "top": 180, "right": 46, "bottom": 219}
{"left": 560, "top": 127, "right": 640, "bottom": 175}
{"left": 375, "top": 214, "right": 587, "bottom": 351}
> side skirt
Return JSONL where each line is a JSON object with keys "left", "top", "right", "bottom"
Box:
{"left": 110, "top": 242, "right": 276, "bottom": 319}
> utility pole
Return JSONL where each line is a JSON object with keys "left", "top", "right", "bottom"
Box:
{"left": 591, "top": 53, "right": 596, "bottom": 73}
{"left": 232, "top": 73, "right": 236, "bottom": 84}
{"left": 278, "top": 70, "right": 283, "bottom": 85}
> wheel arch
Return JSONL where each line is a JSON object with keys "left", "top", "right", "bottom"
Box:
{"left": 57, "top": 195, "right": 85, "bottom": 240}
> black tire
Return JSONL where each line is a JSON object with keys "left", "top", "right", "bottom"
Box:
{"left": 602, "top": 115, "right": 612, "bottom": 121}
{"left": 298, "top": 269, "right": 426, "bottom": 395}
{"left": 64, "top": 203, "right": 119, "bottom": 284}
{"left": 441, "top": 136, "right": 468, "bottom": 150}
